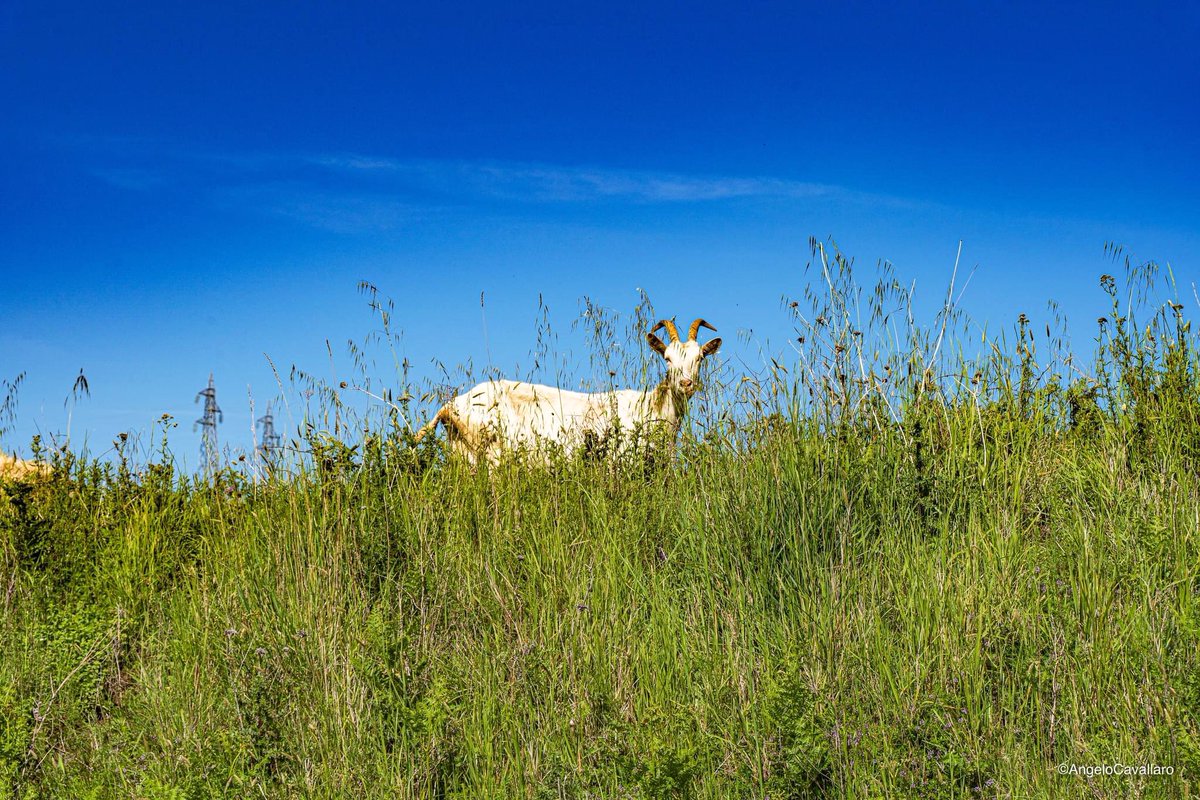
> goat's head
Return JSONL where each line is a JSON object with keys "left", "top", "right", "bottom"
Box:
{"left": 646, "top": 318, "right": 722, "bottom": 396}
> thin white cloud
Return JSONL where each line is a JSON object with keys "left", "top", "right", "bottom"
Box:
{"left": 89, "top": 167, "right": 166, "bottom": 191}
{"left": 81, "top": 140, "right": 922, "bottom": 233}
{"left": 307, "top": 154, "right": 854, "bottom": 204}
{"left": 214, "top": 184, "right": 428, "bottom": 233}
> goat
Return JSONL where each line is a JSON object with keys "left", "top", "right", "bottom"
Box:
{"left": 0, "top": 450, "right": 52, "bottom": 483}
{"left": 414, "top": 317, "right": 722, "bottom": 465}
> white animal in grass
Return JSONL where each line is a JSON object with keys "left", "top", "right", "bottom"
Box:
{"left": 0, "top": 450, "right": 52, "bottom": 483}
{"left": 414, "top": 317, "right": 722, "bottom": 465}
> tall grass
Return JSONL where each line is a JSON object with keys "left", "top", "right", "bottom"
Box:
{"left": 2, "top": 241, "right": 1198, "bottom": 798}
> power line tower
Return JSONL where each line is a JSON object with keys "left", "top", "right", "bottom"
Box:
{"left": 256, "top": 402, "right": 281, "bottom": 470}
{"left": 195, "top": 372, "right": 222, "bottom": 476}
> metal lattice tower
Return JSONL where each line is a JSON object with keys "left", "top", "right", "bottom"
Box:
{"left": 256, "top": 402, "right": 281, "bottom": 467}
{"left": 194, "top": 372, "right": 222, "bottom": 475}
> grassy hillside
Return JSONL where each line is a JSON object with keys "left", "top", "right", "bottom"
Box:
{"left": 3, "top": 246, "right": 1199, "bottom": 798}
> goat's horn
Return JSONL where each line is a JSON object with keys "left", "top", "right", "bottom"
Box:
{"left": 688, "top": 318, "right": 717, "bottom": 341}
{"left": 651, "top": 319, "right": 680, "bottom": 343}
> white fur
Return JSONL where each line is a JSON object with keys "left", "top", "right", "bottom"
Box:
{"left": 0, "top": 451, "right": 51, "bottom": 482}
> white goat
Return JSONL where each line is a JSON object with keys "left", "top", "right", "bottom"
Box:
{"left": 414, "top": 317, "right": 722, "bottom": 465}
{"left": 0, "top": 450, "right": 52, "bottom": 483}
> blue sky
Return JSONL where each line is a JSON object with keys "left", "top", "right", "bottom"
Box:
{"left": 2, "top": 1, "right": 1198, "bottom": 467}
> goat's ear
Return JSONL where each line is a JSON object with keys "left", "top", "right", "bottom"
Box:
{"left": 701, "top": 337, "right": 722, "bottom": 357}
{"left": 646, "top": 332, "right": 668, "bottom": 356}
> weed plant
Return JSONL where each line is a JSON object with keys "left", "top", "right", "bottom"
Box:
{"left": 1, "top": 241, "right": 1198, "bottom": 798}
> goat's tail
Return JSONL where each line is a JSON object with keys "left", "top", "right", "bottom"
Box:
{"left": 413, "top": 405, "right": 450, "bottom": 443}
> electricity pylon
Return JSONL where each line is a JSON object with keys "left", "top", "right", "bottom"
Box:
{"left": 195, "top": 372, "right": 222, "bottom": 476}
{"left": 257, "top": 402, "right": 281, "bottom": 469}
